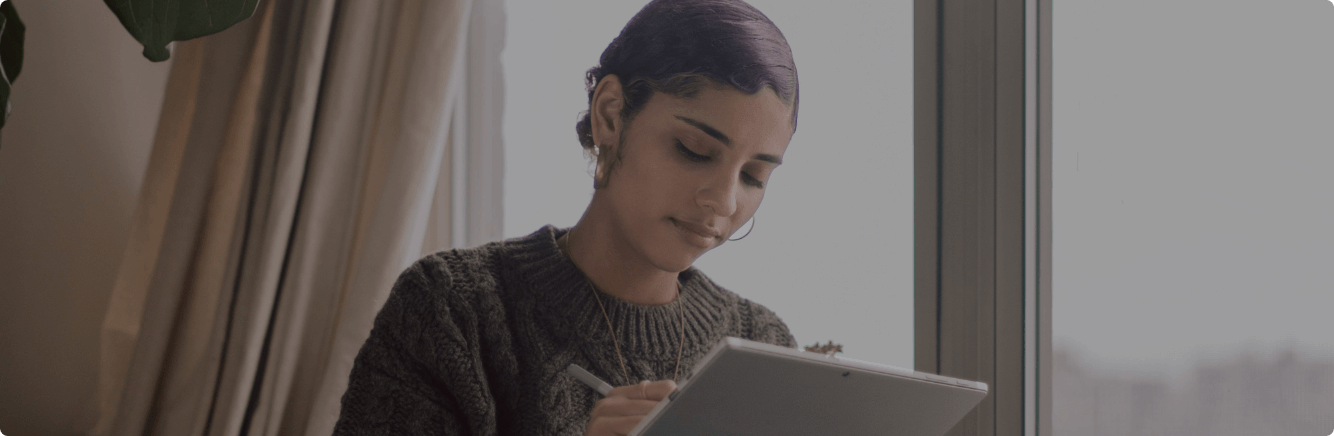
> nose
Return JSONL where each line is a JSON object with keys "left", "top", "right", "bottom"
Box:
{"left": 696, "top": 172, "right": 740, "bottom": 218}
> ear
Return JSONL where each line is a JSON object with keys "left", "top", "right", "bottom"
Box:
{"left": 590, "top": 75, "right": 624, "bottom": 152}
{"left": 589, "top": 75, "right": 624, "bottom": 187}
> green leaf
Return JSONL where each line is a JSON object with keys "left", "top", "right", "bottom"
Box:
{"left": 0, "top": 1, "right": 22, "bottom": 83}
{"left": 0, "top": 0, "right": 26, "bottom": 129}
{"left": 103, "top": 0, "right": 261, "bottom": 62}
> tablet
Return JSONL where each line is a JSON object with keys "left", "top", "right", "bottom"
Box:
{"left": 629, "top": 337, "right": 989, "bottom": 436}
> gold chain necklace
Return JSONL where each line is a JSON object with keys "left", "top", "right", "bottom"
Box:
{"left": 559, "top": 232, "right": 687, "bottom": 386}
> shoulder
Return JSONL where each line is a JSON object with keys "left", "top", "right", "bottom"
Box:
{"left": 372, "top": 242, "right": 514, "bottom": 343}
{"left": 413, "top": 241, "right": 508, "bottom": 298}
{"left": 388, "top": 242, "right": 505, "bottom": 302}
{"left": 691, "top": 269, "right": 798, "bottom": 349}
{"left": 735, "top": 296, "right": 798, "bottom": 348}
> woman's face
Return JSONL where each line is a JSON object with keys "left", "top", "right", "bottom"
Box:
{"left": 595, "top": 82, "right": 794, "bottom": 272}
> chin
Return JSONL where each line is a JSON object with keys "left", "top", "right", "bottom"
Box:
{"left": 642, "top": 225, "right": 710, "bottom": 273}
{"left": 650, "top": 257, "right": 695, "bottom": 274}
{"left": 644, "top": 244, "right": 702, "bottom": 274}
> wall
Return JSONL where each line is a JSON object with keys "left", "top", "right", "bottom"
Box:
{"left": 0, "top": 1, "right": 172, "bottom": 435}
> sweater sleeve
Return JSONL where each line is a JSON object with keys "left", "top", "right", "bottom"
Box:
{"left": 333, "top": 255, "right": 495, "bottom": 436}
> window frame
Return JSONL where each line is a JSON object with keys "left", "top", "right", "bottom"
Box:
{"left": 913, "top": 0, "right": 1052, "bottom": 435}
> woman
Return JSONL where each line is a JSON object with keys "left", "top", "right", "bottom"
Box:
{"left": 333, "top": 0, "right": 800, "bottom": 434}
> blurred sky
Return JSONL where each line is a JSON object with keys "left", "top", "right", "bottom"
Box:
{"left": 500, "top": 0, "right": 915, "bottom": 368}
{"left": 500, "top": 0, "right": 1334, "bottom": 378}
{"left": 1051, "top": 0, "right": 1334, "bottom": 381}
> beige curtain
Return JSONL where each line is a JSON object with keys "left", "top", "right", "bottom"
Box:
{"left": 94, "top": 0, "right": 503, "bottom": 434}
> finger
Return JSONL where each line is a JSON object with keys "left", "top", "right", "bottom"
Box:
{"left": 587, "top": 414, "right": 646, "bottom": 436}
{"left": 607, "top": 380, "right": 677, "bottom": 401}
{"left": 590, "top": 397, "right": 661, "bottom": 418}
{"left": 636, "top": 380, "right": 676, "bottom": 400}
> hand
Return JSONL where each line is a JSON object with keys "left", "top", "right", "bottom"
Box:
{"left": 584, "top": 380, "right": 677, "bottom": 436}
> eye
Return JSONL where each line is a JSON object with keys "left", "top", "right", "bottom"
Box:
{"left": 675, "top": 140, "right": 710, "bottom": 162}
{"left": 741, "top": 172, "right": 765, "bottom": 189}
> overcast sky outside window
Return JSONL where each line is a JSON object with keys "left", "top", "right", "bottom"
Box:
{"left": 501, "top": 0, "right": 915, "bottom": 367}
{"left": 1053, "top": 0, "right": 1334, "bottom": 382}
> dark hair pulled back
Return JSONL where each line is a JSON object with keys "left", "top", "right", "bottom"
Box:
{"left": 574, "top": 0, "right": 800, "bottom": 156}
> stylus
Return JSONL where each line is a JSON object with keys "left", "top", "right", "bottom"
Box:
{"left": 566, "top": 363, "right": 613, "bottom": 396}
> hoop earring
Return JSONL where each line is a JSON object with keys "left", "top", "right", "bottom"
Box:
{"left": 728, "top": 216, "right": 755, "bottom": 241}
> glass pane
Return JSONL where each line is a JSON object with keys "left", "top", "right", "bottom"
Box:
{"left": 502, "top": 0, "right": 915, "bottom": 367}
{"left": 1054, "top": 1, "right": 1334, "bottom": 435}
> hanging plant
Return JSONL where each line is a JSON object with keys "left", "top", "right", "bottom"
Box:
{"left": 0, "top": 0, "right": 260, "bottom": 131}
{"left": 103, "top": 0, "right": 262, "bottom": 62}
{"left": 0, "top": 1, "right": 25, "bottom": 130}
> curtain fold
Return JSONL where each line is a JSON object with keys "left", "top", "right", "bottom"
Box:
{"left": 94, "top": 0, "right": 498, "bottom": 434}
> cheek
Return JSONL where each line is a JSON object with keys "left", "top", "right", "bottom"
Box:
{"left": 735, "top": 187, "right": 767, "bottom": 219}
{"left": 610, "top": 156, "right": 680, "bottom": 216}
{"left": 629, "top": 149, "right": 689, "bottom": 196}
{"left": 737, "top": 194, "right": 763, "bottom": 221}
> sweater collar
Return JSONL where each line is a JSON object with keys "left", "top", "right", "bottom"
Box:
{"left": 503, "top": 225, "right": 732, "bottom": 360}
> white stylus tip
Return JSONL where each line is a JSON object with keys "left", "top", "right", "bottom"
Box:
{"left": 567, "top": 363, "right": 614, "bottom": 396}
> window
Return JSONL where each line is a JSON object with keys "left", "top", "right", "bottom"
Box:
{"left": 1052, "top": 1, "right": 1334, "bottom": 434}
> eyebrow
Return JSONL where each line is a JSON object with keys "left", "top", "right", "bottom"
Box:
{"left": 674, "top": 115, "right": 783, "bottom": 165}
{"left": 675, "top": 116, "right": 730, "bottom": 145}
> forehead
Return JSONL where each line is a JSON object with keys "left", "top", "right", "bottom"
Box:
{"left": 645, "top": 85, "right": 794, "bottom": 152}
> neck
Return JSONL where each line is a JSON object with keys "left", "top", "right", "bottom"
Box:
{"left": 563, "top": 215, "right": 680, "bottom": 307}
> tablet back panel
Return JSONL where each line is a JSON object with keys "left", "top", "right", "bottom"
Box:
{"left": 635, "top": 338, "right": 988, "bottom": 436}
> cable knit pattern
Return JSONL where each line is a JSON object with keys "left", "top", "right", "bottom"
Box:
{"left": 333, "top": 225, "right": 796, "bottom": 435}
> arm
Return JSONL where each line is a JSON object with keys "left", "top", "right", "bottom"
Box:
{"left": 333, "top": 257, "right": 494, "bottom": 436}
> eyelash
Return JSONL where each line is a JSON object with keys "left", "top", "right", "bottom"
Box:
{"left": 675, "top": 140, "right": 765, "bottom": 189}
{"left": 676, "top": 140, "right": 710, "bottom": 162}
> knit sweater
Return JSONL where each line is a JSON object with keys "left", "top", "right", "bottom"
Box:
{"left": 332, "top": 225, "right": 797, "bottom": 435}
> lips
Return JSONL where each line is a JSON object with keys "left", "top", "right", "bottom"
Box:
{"left": 671, "top": 218, "right": 723, "bottom": 247}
